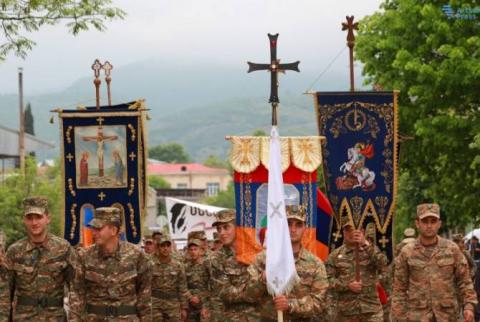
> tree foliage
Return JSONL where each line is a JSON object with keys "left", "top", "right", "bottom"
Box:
{"left": 356, "top": 0, "right": 480, "bottom": 237}
{"left": 148, "top": 175, "right": 171, "bottom": 190}
{"left": 148, "top": 143, "right": 190, "bottom": 163}
{"left": 24, "top": 102, "right": 34, "bottom": 135}
{"left": 0, "top": 157, "right": 62, "bottom": 247}
{"left": 0, "top": 0, "right": 125, "bottom": 62}
{"left": 202, "top": 182, "right": 235, "bottom": 209}
{"left": 203, "top": 155, "right": 229, "bottom": 169}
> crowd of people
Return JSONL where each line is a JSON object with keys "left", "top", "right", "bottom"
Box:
{"left": 0, "top": 196, "right": 478, "bottom": 322}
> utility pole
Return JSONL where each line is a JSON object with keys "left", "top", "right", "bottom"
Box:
{"left": 18, "top": 67, "right": 25, "bottom": 175}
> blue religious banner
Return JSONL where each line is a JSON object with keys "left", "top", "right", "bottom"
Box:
{"left": 314, "top": 91, "right": 398, "bottom": 260}
{"left": 55, "top": 100, "right": 148, "bottom": 245}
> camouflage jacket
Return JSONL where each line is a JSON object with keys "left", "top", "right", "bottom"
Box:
{"left": 326, "top": 242, "right": 388, "bottom": 316}
{"left": 0, "top": 233, "right": 82, "bottom": 322}
{"left": 77, "top": 241, "right": 152, "bottom": 321}
{"left": 208, "top": 245, "right": 259, "bottom": 321}
{"left": 151, "top": 256, "right": 190, "bottom": 313}
{"left": 392, "top": 237, "right": 477, "bottom": 322}
{"left": 184, "top": 258, "right": 210, "bottom": 310}
{"left": 248, "top": 248, "right": 328, "bottom": 321}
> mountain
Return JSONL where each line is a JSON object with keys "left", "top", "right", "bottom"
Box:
{"left": 0, "top": 58, "right": 360, "bottom": 161}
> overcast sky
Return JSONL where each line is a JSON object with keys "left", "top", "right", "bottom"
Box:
{"left": 0, "top": 0, "right": 383, "bottom": 95}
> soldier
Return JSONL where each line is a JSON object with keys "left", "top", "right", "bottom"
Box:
{"left": 452, "top": 233, "right": 476, "bottom": 278}
{"left": 211, "top": 232, "right": 222, "bottom": 251}
{"left": 143, "top": 235, "right": 155, "bottom": 255}
{"left": 392, "top": 203, "right": 477, "bottom": 322}
{"left": 151, "top": 235, "right": 191, "bottom": 321}
{"left": 247, "top": 205, "right": 329, "bottom": 321}
{"left": 77, "top": 207, "right": 152, "bottom": 321}
{"left": 208, "top": 209, "right": 259, "bottom": 321}
{"left": 188, "top": 230, "right": 210, "bottom": 258}
{"left": 184, "top": 238, "right": 210, "bottom": 321}
{"left": 0, "top": 196, "right": 82, "bottom": 321}
{"left": 395, "top": 228, "right": 416, "bottom": 255}
{"left": 326, "top": 214, "right": 388, "bottom": 322}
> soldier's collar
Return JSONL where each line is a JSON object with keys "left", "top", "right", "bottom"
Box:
{"left": 295, "top": 247, "right": 308, "bottom": 261}
{"left": 26, "top": 233, "right": 51, "bottom": 252}
{"left": 96, "top": 241, "right": 123, "bottom": 260}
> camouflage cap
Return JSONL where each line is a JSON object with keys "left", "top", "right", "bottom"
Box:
{"left": 143, "top": 235, "right": 154, "bottom": 243}
{"left": 212, "top": 209, "right": 235, "bottom": 227}
{"left": 340, "top": 214, "right": 355, "bottom": 229}
{"left": 23, "top": 196, "right": 48, "bottom": 216}
{"left": 452, "top": 233, "right": 464, "bottom": 242}
{"left": 188, "top": 230, "right": 207, "bottom": 240}
{"left": 285, "top": 205, "right": 306, "bottom": 222}
{"left": 89, "top": 207, "right": 121, "bottom": 228}
{"left": 158, "top": 235, "right": 172, "bottom": 245}
{"left": 188, "top": 238, "right": 202, "bottom": 247}
{"left": 416, "top": 203, "right": 440, "bottom": 220}
{"left": 403, "top": 227, "right": 416, "bottom": 238}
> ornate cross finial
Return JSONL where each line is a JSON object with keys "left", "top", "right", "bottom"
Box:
{"left": 91, "top": 59, "right": 103, "bottom": 109}
{"left": 341, "top": 16, "right": 359, "bottom": 92}
{"left": 103, "top": 61, "right": 114, "bottom": 106}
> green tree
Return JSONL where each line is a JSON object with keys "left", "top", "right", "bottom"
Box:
{"left": 148, "top": 143, "right": 190, "bottom": 163}
{"left": 203, "top": 155, "right": 229, "bottom": 169}
{"left": 203, "top": 182, "right": 235, "bottom": 208}
{"left": 24, "top": 102, "right": 34, "bottom": 135}
{"left": 0, "top": 157, "right": 62, "bottom": 246}
{"left": 252, "top": 129, "right": 267, "bottom": 136}
{"left": 148, "top": 175, "right": 171, "bottom": 190}
{"left": 356, "top": 0, "right": 480, "bottom": 238}
{"left": 0, "top": 0, "right": 125, "bottom": 62}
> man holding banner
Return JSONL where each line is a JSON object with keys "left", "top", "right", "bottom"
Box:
{"left": 208, "top": 209, "right": 260, "bottom": 321}
{"left": 247, "top": 205, "right": 328, "bottom": 321}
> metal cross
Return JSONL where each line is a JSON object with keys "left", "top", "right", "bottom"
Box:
{"left": 91, "top": 59, "right": 103, "bottom": 109}
{"left": 341, "top": 16, "right": 359, "bottom": 92}
{"left": 379, "top": 235, "right": 389, "bottom": 248}
{"left": 98, "top": 192, "right": 106, "bottom": 201}
{"left": 247, "top": 33, "right": 300, "bottom": 125}
{"left": 269, "top": 201, "right": 283, "bottom": 219}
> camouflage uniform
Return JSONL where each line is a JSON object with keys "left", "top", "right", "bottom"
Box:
{"left": 452, "top": 233, "right": 476, "bottom": 278}
{"left": 208, "top": 209, "right": 259, "bottom": 322}
{"left": 0, "top": 196, "right": 82, "bottom": 322}
{"left": 392, "top": 204, "right": 478, "bottom": 322}
{"left": 184, "top": 239, "right": 211, "bottom": 322}
{"left": 248, "top": 248, "right": 328, "bottom": 321}
{"left": 151, "top": 235, "right": 191, "bottom": 321}
{"left": 77, "top": 207, "right": 152, "bottom": 321}
{"left": 326, "top": 215, "right": 388, "bottom": 322}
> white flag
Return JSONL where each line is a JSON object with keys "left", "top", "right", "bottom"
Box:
{"left": 266, "top": 126, "right": 299, "bottom": 296}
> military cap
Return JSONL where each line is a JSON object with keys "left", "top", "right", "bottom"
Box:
{"left": 285, "top": 205, "right": 306, "bottom": 222}
{"left": 403, "top": 227, "right": 416, "bottom": 238}
{"left": 416, "top": 203, "right": 440, "bottom": 220}
{"left": 158, "top": 235, "right": 172, "bottom": 245}
{"left": 23, "top": 196, "right": 48, "bottom": 216}
{"left": 340, "top": 214, "right": 355, "bottom": 229}
{"left": 212, "top": 209, "right": 235, "bottom": 227}
{"left": 188, "top": 238, "right": 202, "bottom": 247}
{"left": 213, "top": 232, "right": 220, "bottom": 241}
{"left": 144, "top": 235, "right": 154, "bottom": 244}
{"left": 89, "top": 207, "right": 122, "bottom": 228}
{"left": 188, "top": 230, "right": 207, "bottom": 240}
{"left": 452, "top": 234, "right": 464, "bottom": 242}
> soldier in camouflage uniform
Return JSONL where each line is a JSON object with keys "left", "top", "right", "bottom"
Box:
{"left": 188, "top": 230, "right": 211, "bottom": 259}
{"left": 185, "top": 238, "right": 211, "bottom": 321}
{"left": 0, "top": 196, "right": 82, "bottom": 322}
{"left": 151, "top": 235, "right": 191, "bottom": 321}
{"left": 326, "top": 214, "right": 388, "bottom": 322}
{"left": 392, "top": 203, "right": 477, "bottom": 322}
{"left": 143, "top": 235, "right": 155, "bottom": 255}
{"left": 247, "top": 205, "right": 328, "bottom": 321}
{"left": 211, "top": 232, "right": 222, "bottom": 251}
{"left": 77, "top": 207, "right": 152, "bottom": 321}
{"left": 208, "top": 209, "right": 259, "bottom": 321}
{"left": 452, "top": 233, "right": 476, "bottom": 278}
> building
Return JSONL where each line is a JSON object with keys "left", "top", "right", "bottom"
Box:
{"left": 147, "top": 162, "right": 231, "bottom": 197}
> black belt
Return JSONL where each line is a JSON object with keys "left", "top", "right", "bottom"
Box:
{"left": 17, "top": 296, "right": 63, "bottom": 308}
{"left": 87, "top": 304, "right": 137, "bottom": 317}
{"left": 152, "top": 289, "right": 177, "bottom": 299}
